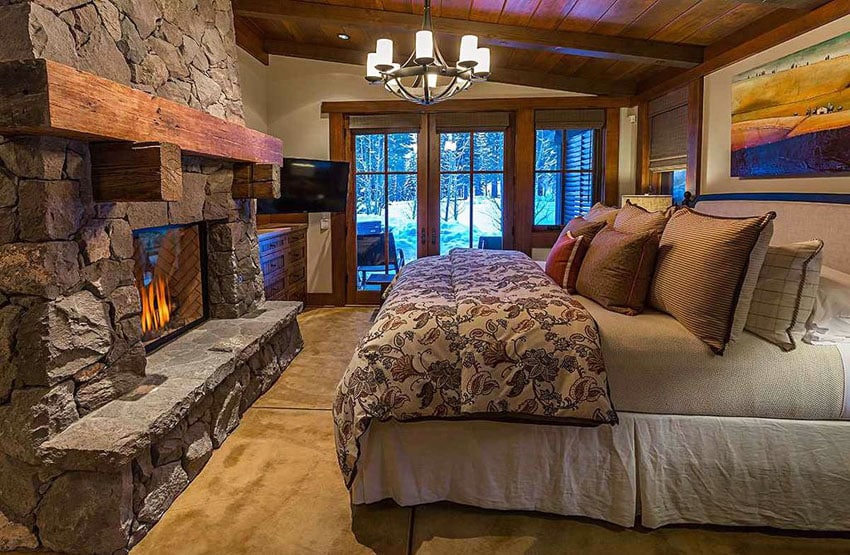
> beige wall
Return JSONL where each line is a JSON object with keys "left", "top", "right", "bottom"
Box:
{"left": 702, "top": 15, "right": 850, "bottom": 194}
{"left": 239, "top": 53, "right": 638, "bottom": 293}
{"left": 237, "top": 49, "right": 269, "bottom": 134}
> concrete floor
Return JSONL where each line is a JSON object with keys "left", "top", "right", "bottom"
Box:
{"left": 133, "top": 307, "right": 850, "bottom": 554}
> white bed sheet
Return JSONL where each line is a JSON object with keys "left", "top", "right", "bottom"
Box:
{"left": 352, "top": 414, "right": 850, "bottom": 531}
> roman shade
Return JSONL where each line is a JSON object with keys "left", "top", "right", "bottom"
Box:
{"left": 349, "top": 114, "right": 422, "bottom": 130}
{"left": 535, "top": 109, "right": 606, "bottom": 130}
{"left": 648, "top": 87, "right": 688, "bottom": 172}
{"left": 435, "top": 112, "right": 510, "bottom": 130}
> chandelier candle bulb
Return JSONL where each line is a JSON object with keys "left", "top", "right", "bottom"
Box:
{"left": 474, "top": 48, "right": 491, "bottom": 76}
{"left": 427, "top": 72, "right": 438, "bottom": 89}
{"left": 366, "top": 53, "right": 381, "bottom": 81}
{"left": 415, "top": 30, "right": 435, "bottom": 64}
{"left": 459, "top": 35, "right": 479, "bottom": 67}
{"left": 375, "top": 38, "right": 394, "bottom": 70}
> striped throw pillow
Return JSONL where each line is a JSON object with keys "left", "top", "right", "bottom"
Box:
{"left": 545, "top": 232, "right": 587, "bottom": 293}
{"left": 586, "top": 202, "right": 620, "bottom": 226}
{"left": 614, "top": 200, "right": 671, "bottom": 237}
{"left": 746, "top": 240, "right": 824, "bottom": 351}
{"left": 649, "top": 208, "right": 776, "bottom": 355}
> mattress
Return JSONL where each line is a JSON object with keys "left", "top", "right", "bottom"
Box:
{"left": 574, "top": 296, "right": 847, "bottom": 420}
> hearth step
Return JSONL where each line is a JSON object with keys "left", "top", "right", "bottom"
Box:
{"left": 41, "top": 302, "right": 304, "bottom": 472}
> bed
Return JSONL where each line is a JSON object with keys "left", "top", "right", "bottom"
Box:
{"left": 337, "top": 194, "right": 850, "bottom": 531}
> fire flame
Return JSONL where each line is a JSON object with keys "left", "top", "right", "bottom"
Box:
{"left": 139, "top": 275, "right": 172, "bottom": 335}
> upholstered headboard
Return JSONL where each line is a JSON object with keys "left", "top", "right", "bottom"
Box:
{"left": 695, "top": 193, "right": 850, "bottom": 274}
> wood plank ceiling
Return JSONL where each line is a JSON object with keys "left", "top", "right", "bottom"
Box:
{"left": 232, "top": 0, "right": 834, "bottom": 97}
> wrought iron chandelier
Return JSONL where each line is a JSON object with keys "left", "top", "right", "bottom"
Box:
{"left": 365, "top": 0, "right": 490, "bottom": 105}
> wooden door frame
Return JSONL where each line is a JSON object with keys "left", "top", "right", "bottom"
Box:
{"left": 428, "top": 119, "right": 514, "bottom": 256}
{"left": 345, "top": 122, "right": 428, "bottom": 305}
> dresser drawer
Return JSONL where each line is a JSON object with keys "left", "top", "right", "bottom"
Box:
{"left": 259, "top": 234, "right": 286, "bottom": 257}
{"left": 261, "top": 254, "right": 285, "bottom": 277}
{"left": 264, "top": 274, "right": 286, "bottom": 301}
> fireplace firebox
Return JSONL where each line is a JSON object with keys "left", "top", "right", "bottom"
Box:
{"left": 133, "top": 223, "right": 209, "bottom": 352}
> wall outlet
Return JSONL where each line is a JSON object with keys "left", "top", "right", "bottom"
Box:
{"left": 320, "top": 217, "right": 330, "bottom": 231}
{"left": 628, "top": 114, "right": 637, "bottom": 124}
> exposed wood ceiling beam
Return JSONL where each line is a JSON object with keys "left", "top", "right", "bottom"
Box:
{"left": 638, "top": 0, "right": 850, "bottom": 99}
{"left": 234, "top": 16, "right": 268, "bottom": 65}
{"left": 233, "top": 0, "right": 704, "bottom": 68}
{"left": 262, "top": 40, "right": 638, "bottom": 96}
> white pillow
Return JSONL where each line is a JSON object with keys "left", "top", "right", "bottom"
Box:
{"left": 805, "top": 266, "right": 850, "bottom": 345}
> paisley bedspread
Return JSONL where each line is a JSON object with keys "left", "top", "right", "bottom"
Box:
{"left": 333, "top": 249, "right": 618, "bottom": 487}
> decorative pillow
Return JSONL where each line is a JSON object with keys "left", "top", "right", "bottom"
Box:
{"left": 576, "top": 228, "right": 659, "bottom": 315}
{"left": 586, "top": 202, "right": 619, "bottom": 226}
{"left": 557, "top": 217, "right": 607, "bottom": 244}
{"left": 746, "top": 240, "right": 824, "bottom": 351}
{"left": 544, "top": 232, "right": 588, "bottom": 293}
{"left": 805, "top": 266, "right": 850, "bottom": 345}
{"left": 614, "top": 200, "right": 671, "bottom": 237}
{"left": 729, "top": 220, "right": 774, "bottom": 341}
{"left": 649, "top": 208, "right": 776, "bottom": 355}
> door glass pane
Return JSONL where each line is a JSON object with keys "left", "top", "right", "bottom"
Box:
{"left": 473, "top": 132, "right": 504, "bottom": 171}
{"left": 355, "top": 173, "right": 387, "bottom": 291}
{"left": 355, "top": 134, "right": 385, "bottom": 173}
{"left": 388, "top": 173, "right": 418, "bottom": 265}
{"left": 534, "top": 172, "right": 558, "bottom": 226}
{"left": 440, "top": 132, "right": 470, "bottom": 171}
{"left": 388, "top": 132, "right": 418, "bottom": 172}
{"left": 473, "top": 173, "right": 503, "bottom": 250}
{"left": 439, "top": 173, "right": 471, "bottom": 255}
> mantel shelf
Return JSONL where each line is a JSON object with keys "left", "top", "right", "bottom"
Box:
{"left": 0, "top": 59, "right": 282, "bottom": 166}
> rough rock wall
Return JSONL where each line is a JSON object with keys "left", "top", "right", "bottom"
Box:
{"left": 0, "top": 1, "right": 266, "bottom": 550}
{"left": 0, "top": 0, "right": 245, "bottom": 123}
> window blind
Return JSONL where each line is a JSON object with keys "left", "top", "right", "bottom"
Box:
{"left": 349, "top": 114, "right": 422, "bottom": 130}
{"left": 563, "top": 131, "right": 595, "bottom": 220}
{"left": 648, "top": 88, "right": 688, "bottom": 172}
{"left": 435, "top": 112, "right": 510, "bottom": 130}
{"left": 535, "top": 109, "right": 605, "bottom": 130}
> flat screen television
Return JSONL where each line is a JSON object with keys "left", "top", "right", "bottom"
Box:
{"left": 257, "top": 158, "right": 350, "bottom": 214}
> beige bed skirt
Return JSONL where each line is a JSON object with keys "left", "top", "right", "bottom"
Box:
{"left": 351, "top": 414, "right": 850, "bottom": 531}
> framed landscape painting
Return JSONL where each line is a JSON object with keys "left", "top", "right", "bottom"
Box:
{"left": 731, "top": 31, "right": 850, "bottom": 178}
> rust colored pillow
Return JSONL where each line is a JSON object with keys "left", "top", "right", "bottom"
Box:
{"left": 576, "top": 228, "right": 659, "bottom": 315}
{"left": 557, "top": 217, "right": 607, "bottom": 244}
{"left": 614, "top": 200, "right": 671, "bottom": 237}
{"left": 586, "top": 202, "right": 620, "bottom": 226}
{"left": 544, "top": 232, "right": 588, "bottom": 293}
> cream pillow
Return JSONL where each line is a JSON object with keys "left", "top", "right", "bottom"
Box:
{"left": 805, "top": 266, "right": 850, "bottom": 345}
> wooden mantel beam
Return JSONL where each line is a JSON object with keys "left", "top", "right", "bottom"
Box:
{"left": 234, "top": 0, "right": 704, "bottom": 68}
{"left": 263, "top": 40, "right": 638, "bottom": 96}
{"left": 91, "top": 142, "right": 183, "bottom": 202}
{"left": 0, "top": 59, "right": 282, "bottom": 165}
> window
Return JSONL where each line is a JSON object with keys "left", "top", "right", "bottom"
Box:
{"left": 353, "top": 131, "right": 418, "bottom": 290}
{"left": 534, "top": 129, "right": 597, "bottom": 226}
{"left": 438, "top": 130, "right": 506, "bottom": 254}
{"left": 657, "top": 168, "right": 687, "bottom": 205}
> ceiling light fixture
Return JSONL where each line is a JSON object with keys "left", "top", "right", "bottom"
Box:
{"left": 365, "top": 0, "right": 490, "bottom": 105}
{"left": 337, "top": 33, "right": 350, "bottom": 40}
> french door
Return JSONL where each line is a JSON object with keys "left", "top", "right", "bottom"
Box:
{"left": 347, "top": 114, "right": 511, "bottom": 304}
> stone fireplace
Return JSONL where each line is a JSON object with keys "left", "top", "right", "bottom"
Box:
{"left": 0, "top": 1, "right": 302, "bottom": 553}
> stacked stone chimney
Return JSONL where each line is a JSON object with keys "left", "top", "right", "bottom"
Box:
{"left": 0, "top": 1, "right": 277, "bottom": 551}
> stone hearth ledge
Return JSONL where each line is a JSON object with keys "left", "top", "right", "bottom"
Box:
{"left": 41, "top": 302, "right": 303, "bottom": 472}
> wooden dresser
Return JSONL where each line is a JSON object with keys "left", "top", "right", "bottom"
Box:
{"left": 257, "top": 225, "right": 307, "bottom": 303}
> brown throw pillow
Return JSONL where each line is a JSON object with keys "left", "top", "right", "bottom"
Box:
{"left": 557, "top": 217, "right": 607, "bottom": 244}
{"left": 614, "top": 200, "right": 671, "bottom": 237}
{"left": 576, "top": 228, "right": 659, "bottom": 316}
{"left": 586, "top": 202, "right": 619, "bottom": 226}
{"left": 649, "top": 208, "right": 777, "bottom": 355}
